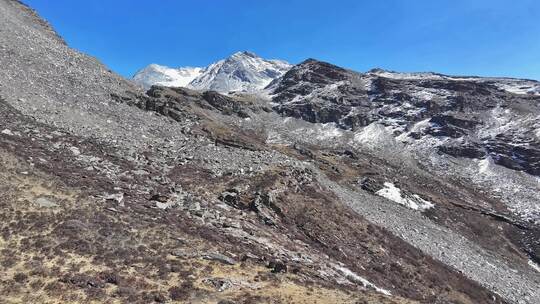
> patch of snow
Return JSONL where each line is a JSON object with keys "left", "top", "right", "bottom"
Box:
{"left": 156, "top": 201, "right": 175, "bottom": 210}
{"left": 69, "top": 146, "right": 81, "bottom": 156}
{"left": 335, "top": 265, "right": 391, "bottom": 295}
{"left": 1, "top": 129, "right": 14, "bottom": 136}
{"left": 353, "top": 123, "right": 396, "bottom": 148}
{"left": 376, "top": 182, "right": 434, "bottom": 211}
{"left": 478, "top": 157, "right": 495, "bottom": 175}
{"left": 529, "top": 260, "right": 540, "bottom": 273}
{"left": 313, "top": 123, "right": 343, "bottom": 141}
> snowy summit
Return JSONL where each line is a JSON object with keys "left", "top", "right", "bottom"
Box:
{"left": 133, "top": 51, "right": 292, "bottom": 93}
{"left": 132, "top": 64, "right": 203, "bottom": 89}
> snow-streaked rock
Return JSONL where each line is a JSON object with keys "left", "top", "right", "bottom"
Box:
{"left": 369, "top": 68, "right": 540, "bottom": 96}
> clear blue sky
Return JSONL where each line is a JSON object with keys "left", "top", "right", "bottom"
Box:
{"left": 25, "top": 0, "right": 540, "bottom": 80}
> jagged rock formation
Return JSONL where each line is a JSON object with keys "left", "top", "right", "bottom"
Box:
{"left": 133, "top": 51, "right": 292, "bottom": 93}
{"left": 1, "top": 1, "right": 540, "bottom": 304}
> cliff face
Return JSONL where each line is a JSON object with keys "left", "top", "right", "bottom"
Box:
{"left": 1, "top": 1, "right": 539, "bottom": 303}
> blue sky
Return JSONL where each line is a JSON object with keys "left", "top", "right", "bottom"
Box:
{"left": 25, "top": 0, "right": 540, "bottom": 80}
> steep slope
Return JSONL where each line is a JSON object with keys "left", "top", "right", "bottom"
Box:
{"left": 133, "top": 51, "right": 292, "bottom": 93}
{"left": 133, "top": 64, "right": 202, "bottom": 89}
{"left": 1, "top": 1, "right": 540, "bottom": 304}
{"left": 264, "top": 58, "right": 540, "bottom": 274}
{"left": 0, "top": 0, "right": 182, "bottom": 149}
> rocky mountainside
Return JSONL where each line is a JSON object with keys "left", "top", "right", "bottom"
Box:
{"left": 1, "top": 1, "right": 540, "bottom": 304}
{"left": 268, "top": 59, "right": 540, "bottom": 221}
{"left": 133, "top": 51, "right": 292, "bottom": 93}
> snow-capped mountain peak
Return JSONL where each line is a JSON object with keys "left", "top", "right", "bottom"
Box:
{"left": 132, "top": 64, "right": 202, "bottom": 89}
{"left": 133, "top": 51, "right": 292, "bottom": 93}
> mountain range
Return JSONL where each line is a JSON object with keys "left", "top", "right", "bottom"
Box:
{"left": 134, "top": 52, "right": 540, "bottom": 97}
{"left": 1, "top": 1, "right": 540, "bottom": 303}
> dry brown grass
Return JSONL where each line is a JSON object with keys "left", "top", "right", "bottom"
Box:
{"left": 0, "top": 150, "right": 417, "bottom": 304}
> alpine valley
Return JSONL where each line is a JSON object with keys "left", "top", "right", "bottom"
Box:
{"left": 1, "top": 1, "right": 540, "bottom": 304}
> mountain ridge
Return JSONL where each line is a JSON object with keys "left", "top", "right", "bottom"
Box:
{"left": 135, "top": 54, "right": 540, "bottom": 97}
